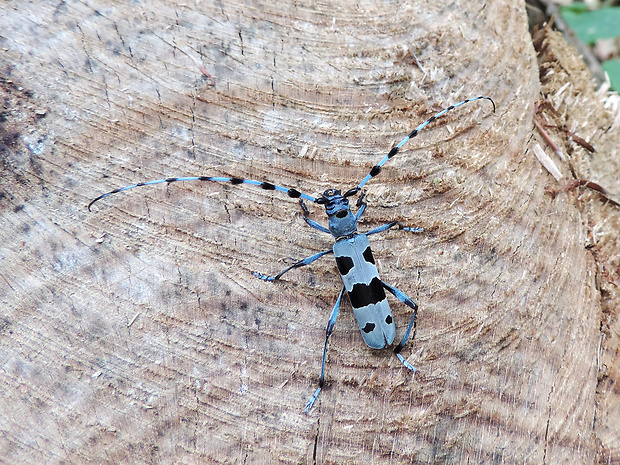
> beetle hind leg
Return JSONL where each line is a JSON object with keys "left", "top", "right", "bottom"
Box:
{"left": 382, "top": 281, "right": 419, "bottom": 372}
{"left": 304, "top": 286, "right": 345, "bottom": 413}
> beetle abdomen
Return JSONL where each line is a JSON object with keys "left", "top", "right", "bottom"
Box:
{"left": 333, "top": 234, "right": 395, "bottom": 349}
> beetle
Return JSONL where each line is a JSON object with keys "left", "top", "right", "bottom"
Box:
{"left": 89, "top": 96, "right": 495, "bottom": 411}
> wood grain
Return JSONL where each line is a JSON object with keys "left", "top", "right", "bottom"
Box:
{"left": 1, "top": 1, "right": 618, "bottom": 463}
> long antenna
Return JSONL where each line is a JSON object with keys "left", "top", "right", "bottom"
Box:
{"left": 349, "top": 96, "right": 495, "bottom": 195}
{"left": 89, "top": 97, "right": 495, "bottom": 210}
{"left": 88, "top": 175, "right": 318, "bottom": 211}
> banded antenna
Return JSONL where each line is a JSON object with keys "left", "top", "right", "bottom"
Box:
{"left": 88, "top": 96, "right": 495, "bottom": 210}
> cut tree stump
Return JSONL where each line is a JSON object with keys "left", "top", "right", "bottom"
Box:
{"left": 1, "top": 0, "right": 619, "bottom": 463}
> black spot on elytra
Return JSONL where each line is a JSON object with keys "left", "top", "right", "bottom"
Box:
{"left": 362, "top": 322, "right": 376, "bottom": 333}
{"left": 336, "top": 256, "right": 354, "bottom": 275}
{"left": 362, "top": 246, "right": 375, "bottom": 265}
{"left": 385, "top": 315, "right": 393, "bottom": 325}
{"left": 348, "top": 277, "right": 386, "bottom": 309}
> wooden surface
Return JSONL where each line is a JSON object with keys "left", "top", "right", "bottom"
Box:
{"left": 1, "top": 0, "right": 619, "bottom": 463}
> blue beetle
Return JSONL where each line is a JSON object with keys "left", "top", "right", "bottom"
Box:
{"left": 89, "top": 96, "right": 495, "bottom": 412}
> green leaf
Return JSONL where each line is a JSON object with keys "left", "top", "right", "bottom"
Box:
{"left": 602, "top": 59, "right": 620, "bottom": 92}
{"left": 560, "top": 5, "right": 620, "bottom": 44}
{"left": 562, "top": 3, "right": 589, "bottom": 14}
